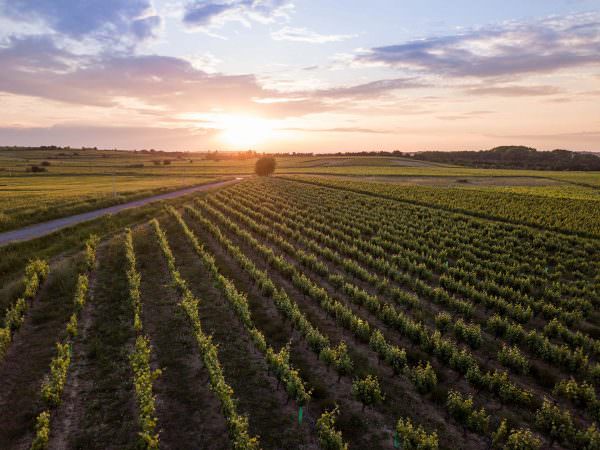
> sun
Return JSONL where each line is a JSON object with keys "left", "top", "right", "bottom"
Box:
{"left": 219, "top": 115, "right": 274, "bottom": 149}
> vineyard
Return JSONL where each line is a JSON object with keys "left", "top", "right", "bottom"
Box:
{"left": 1, "top": 176, "right": 599, "bottom": 450}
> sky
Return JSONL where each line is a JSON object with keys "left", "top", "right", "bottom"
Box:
{"left": 0, "top": 0, "right": 599, "bottom": 152}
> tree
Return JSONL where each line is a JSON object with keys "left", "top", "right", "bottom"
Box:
{"left": 255, "top": 156, "right": 276, "bottom": 176}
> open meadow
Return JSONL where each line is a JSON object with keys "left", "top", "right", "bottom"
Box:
{"left": 1, "top": 152, "right": 599, "bottom": 450}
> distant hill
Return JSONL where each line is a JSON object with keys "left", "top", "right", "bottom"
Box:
{"left": 412, "top": 146, "right": 600, "bottom": 171}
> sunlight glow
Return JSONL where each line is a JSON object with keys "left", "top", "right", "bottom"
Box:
{"left": 219, "top": 115, "right": 274, "bottom": 149}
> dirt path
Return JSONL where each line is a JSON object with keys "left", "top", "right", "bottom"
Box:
{"left": 0, "top": 178, "right": 244, "bottom": 247}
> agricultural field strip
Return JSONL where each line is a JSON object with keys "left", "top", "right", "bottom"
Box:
{"left": 176, "top": 206, "right": 457, "bottom": 443}
{"left": 252, "top": 179, "right": 598, "bottom": 295}
{"left": 30, "top": 235, "right": 98, "bottom": 450}
{"left": 0, "top": 260, "right": 49, "bottom": 360}
{"left": 197, "top": 194, "right": 600, "bottom": 444}
{"left": 124, "top": 229, "right": 161, "bottom": 449}
{"left": 184, "top": 204, "right": 493, "bottom": 446}
{"left": 151, "top": 218, "right": 260, "bottom": 449}
{"left": 0, "top": 175, "right": 223, "bottom": 234}
{"left": 231, "top": 181, "right": 598, "bottom": 328}
{"left": 240, "top": 181, "right": 598, "bottom": 309}
{"left": 223, "top": 183, "right": 593, "bottom": 329}
{"left": 221, "top": 185, "right": 600, "bottom": 364}
{"left": 281, "top": 176, "right": 600, "bottom": 238}
{"left": 245, "top": 179, "right": 597, "bottom": 292}
{"left": 205, "top": 192, "right": 596, "bottom": 392}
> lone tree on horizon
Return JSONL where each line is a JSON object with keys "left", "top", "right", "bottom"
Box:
{"left": 255, "top": 156, "right": 276, "bottom": 176}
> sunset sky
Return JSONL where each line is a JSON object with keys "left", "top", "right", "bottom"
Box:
{"left": 0, "top": 0, "right": 599, "bottom": 152}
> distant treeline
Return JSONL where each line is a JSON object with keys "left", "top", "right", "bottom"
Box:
{"left": 412, "top": 146, "right": 600, "bottom": 171}
{"left": 3, "top": 145, "right": 599, "bottom": 170}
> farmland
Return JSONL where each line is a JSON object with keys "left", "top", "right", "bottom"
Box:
{"left": 1, "top": 163, "right": 599, "bottom": 450}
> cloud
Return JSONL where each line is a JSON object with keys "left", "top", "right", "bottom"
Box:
{"left": 0, "top": 0, "right": 161, "bottom": 44}
{"left": 312, "top": 78, "right": 427, "bottom": 99}
{"left": 490, "top": 130, "right": 600, "bottom": 140}
{"left": 0, "top": 34, "right": 325, "bottom": 118}
{"left": 0, "top": 124, "right": 218, "bottom": 149}
{"left": 183, "top": 0, "right": 292, "bottom": 30}
{"left": 357, "top": 12, "right": 600, "bottom": 79}
{"left": 271, "top": 26, "right": 354, "bottom": 44}
{"left": 283, "top": 126, "right": 388, "bottom": 134}
{"left": 464, "top": 85, "right": 562, "bottom": 97}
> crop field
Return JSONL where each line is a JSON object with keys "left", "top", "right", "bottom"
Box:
{"left": 1, "top": 174, "right": 599, "bottom": 450}
{"left": 3, "top": 148, "right": 599, "bottom": 234}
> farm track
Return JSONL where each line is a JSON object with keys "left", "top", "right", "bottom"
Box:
{"left": 0, "top": 178, "right": 243, "bottom": 247}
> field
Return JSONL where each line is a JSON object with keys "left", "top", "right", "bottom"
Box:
{"left": 1, "top": 166, "right": 600, "bottom": 450}
{"left": 2, "top": 148, "right": 599, "bottom": 234}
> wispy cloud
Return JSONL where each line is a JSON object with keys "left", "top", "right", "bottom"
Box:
{"left": 357, "top": 12, "right": 600, "bottom": 79}
{"left": 0, "top": 34, "right": 325, "bottom": 118}
{"left": 283, "top": 126, "right": 389, "bottom": 134}
{"left": 183, "top": 0, "right": 292, "bottom": 30}
{"left": 271, "top": 26, "right": 354, "bottom": 43}
{"left": 464, "top": 85, "right": 563, "bottom": 97}
{"left": 312, "top": 78, "right": 427, "bottom": 99}
{"left": 0, "top": 124, "right": 218, "bottom": 149}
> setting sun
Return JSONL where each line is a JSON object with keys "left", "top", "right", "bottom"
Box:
{"left": 219, "top": 116, "right": 274, "bottom": 149}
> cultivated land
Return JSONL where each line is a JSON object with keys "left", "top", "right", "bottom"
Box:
{"left": 0, "top": 153, "right": 599, "bottom": 449}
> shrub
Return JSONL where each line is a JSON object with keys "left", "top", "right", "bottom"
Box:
{"left": 352, "top": 374, "right": 384, "bottom": 410}
{"left": 410, "top": 361, "right": 437, "bottom": 394}
{"left": 446, "top": 390, "right": 489, "bottom": 434}
{"left": 31, "top": 411, "right": 51, "bottom": 450}
{"left": 396, "top": 417, "right": 439, "bottom": 449}
{"left": 498, "top": 344, "right": 529, "bottom": 375}
{"left": 316, "top": 406, "right": 348, "bottom": 450}
{"left": 535, "top": 398, "right": 575, "bottom": 444}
